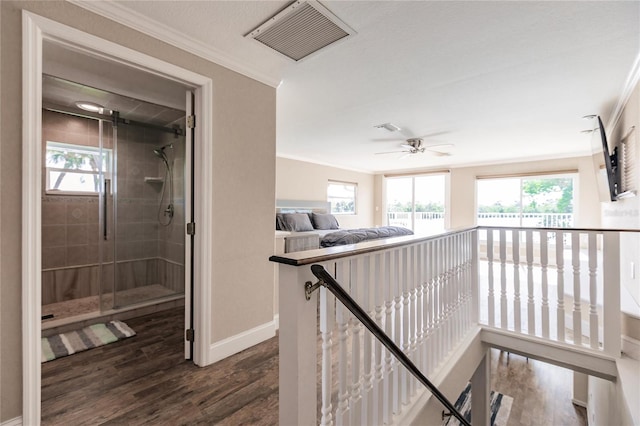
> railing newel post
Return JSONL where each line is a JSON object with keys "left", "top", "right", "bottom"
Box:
{"left": 603, "top": 232, "right": 621, "bottom": 356}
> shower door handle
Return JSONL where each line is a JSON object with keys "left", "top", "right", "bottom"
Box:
{"left": 103, "top": 178, "right": 110, "bottom": 240}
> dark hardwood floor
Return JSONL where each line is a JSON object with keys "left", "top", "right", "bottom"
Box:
{"left": 42, "top": 307, "right": 587, "bottom": 425}
{"left": 41, "top": 307, "right": 278, "bottom": 425}
{"left": 491, "top": 350, "right": 588, "bottom": 426}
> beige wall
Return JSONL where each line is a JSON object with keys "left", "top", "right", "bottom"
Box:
{"left": 601, "top": 81, "right": 640, "bottom": 307}
{"left": 1, "top": 1, "right": 276, "bottom": 422}
{"left": 373, "top": 156, "right": 601, "bottom": 230}
{"left": 275, "top": 157, "right": 375, "bottom": 229}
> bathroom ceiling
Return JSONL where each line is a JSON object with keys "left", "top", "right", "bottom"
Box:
{"left": 42, "top": 40, "right": 188, "bottom": 127}
{"left": 75, "top": 1, "right": 640, "bottom": 173}
{"left": 42, "top": 74, "right": 186, "bottom": 128}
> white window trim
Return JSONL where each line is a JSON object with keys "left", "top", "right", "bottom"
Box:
{"left": 327, "top": 180, "right": 358, "bottom": 215}
{"left": 45, "top": 141, "right": 112, "bottom": 195}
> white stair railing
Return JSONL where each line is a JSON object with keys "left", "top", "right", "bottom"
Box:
{"left": 478, "top": 227, "right": 621, "bottom": 356}
{"left": 273, "top": 229, "right": 477, "bottom": 425}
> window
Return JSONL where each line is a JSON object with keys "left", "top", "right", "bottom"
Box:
{"left": 621, "top": 127, "right": 637, "bottom": 193}
{"left": 476, "top": 174, "right": 575, "bottom": 228}
{"left": 385, "top": 174, "right": 446, "bottom": 233}
{"left": 327, "top": 181, "right": 357, "bottom": 214}
{"left": 45, "top": 142, "right": 111, "bottom": 194}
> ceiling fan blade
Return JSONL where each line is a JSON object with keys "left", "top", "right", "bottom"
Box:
{"left": 399, "top": 152, "right": 412, "bottom": 160}
{"left": 371, "top": 137, "right": 405, "bottom": 143}
{"left": 425, "top": 143, "right": 454, "bottom": 156}
{"left": 417, "top": 130, "right": 451, "bottom": 139}
{"left": 428, "top": 150, "right": 452, "bottom": 157}
{"left": 425, "top": 143, "right": 454, "bottom": 150}
{"left": 375, "top": 150, "right": 409, "bottom": 155}
{"left": 398, "top": 127, "right": 415, "bottom": 139}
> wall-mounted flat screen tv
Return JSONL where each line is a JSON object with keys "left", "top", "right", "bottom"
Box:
{"left": 591, "top": 115, "right": 620, "bottom": 202}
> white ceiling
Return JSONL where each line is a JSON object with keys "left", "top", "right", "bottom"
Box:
{"left": 76, "top": 0, "right": 640, "bottom": 173}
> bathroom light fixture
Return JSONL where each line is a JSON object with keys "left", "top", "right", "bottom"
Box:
{"left": 75, "top": 101, "right": 104, "bottom": 113}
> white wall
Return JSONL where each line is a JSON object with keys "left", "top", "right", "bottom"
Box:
{"left": 601, "top": 81, "right": 640, "bottom": 307}
{"left": 276, "top": 157, "right": 375, "bottom": 229}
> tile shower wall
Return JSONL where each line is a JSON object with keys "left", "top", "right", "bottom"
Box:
{"left": 42, "top": 110, "right": 185, "bottom": 307}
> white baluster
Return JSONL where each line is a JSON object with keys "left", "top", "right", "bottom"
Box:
{"left": 500, "top": 229, "right": 508, "bottom": 329}
{"left": 513, "top": 230, "right": 521, "bottom": 332}
{"left": 556, "top": 230, "right": 566, "bottom": 342}
{"left": 588, "top": 233, "right": 599, "bottom": 350}
{"left": 526, "top": 230, "right": 535, "bottom": 335}
{"left": 361, "top": 256, "right": 373, "bottom": 426}
{"left": 401, "top": 247, "right": 410, "bottom": 406}
{"left": 335, "top": 261, "right": 350, "bottom": 426}
{"left": 320, "top": 286, "right": 335, "bottom": 426}
{"left": 372, "top": 253, "right": 384, "bottom": 426}
{"left": 487, "top": 229, "right": 495, "bottom": 326}
{"left": 383, "top": 251, "right": 393, "bottom": 425}
{"left": 540, "top": 230, "right": 550, "bottom": 338}
{"left": 349, "top": 258, "right": 362, "bottom": 426}
{"left": 393, "top": 249, "right": 402, "bottom": 414}
{"left": 425, "top": 240, "right": 435, "bottom": 376}
{"left": 415, "top": 244, "right": 425, "bottom": 378}
{"left": 571, "top": 232, "right": 582, "bottom": 345}
{"left": 449, "top": 234, "right": 460, "bottom": 347}
{"left": 433, "top": 238, "right": 442, "bottom": 369}
{"left": 442, "top": 237, "right": 450, "bottom": 357}
{"left": 409, "top": 245, "right": 418, "bottom": 398}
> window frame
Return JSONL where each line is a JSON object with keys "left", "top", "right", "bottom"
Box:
{"left": 327, "top": 180, "right": 358, "bottom": 215}
{"left": 475, "top": 172, "right": 577, "bottom": 228}
{"left": 45, "top": 141, "right": 111, "bottom": 196}
{"left": 384, "top": 173, "right": 447, "bottom": 232}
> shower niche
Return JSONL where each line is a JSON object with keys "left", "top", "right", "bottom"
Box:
{"left": 41, "top": 75, "right": 187, "bottom": 325}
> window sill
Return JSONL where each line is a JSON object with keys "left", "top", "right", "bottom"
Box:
{"left": 45, "top": 190, "right": 99, "bottom": 197}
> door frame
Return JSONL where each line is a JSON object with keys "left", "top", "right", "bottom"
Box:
{"left": 22, "top": 11, "right": 214, "bottom": 424}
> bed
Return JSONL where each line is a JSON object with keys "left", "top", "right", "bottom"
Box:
{"left": 275, "top": 199, "right": 413, "bottom": 252}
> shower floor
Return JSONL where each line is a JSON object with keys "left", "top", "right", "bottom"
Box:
{"left": 42, "top": 284, "right": 183, "bottom": 333}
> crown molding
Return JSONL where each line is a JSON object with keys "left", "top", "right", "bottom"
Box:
{"left": 607, "top": 49, "right": 640, "bottom": 136}
{"left": 67, "top": 0, "right": 281, "bottom": 88}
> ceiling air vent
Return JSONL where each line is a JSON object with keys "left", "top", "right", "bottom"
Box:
{"left": 246, "top": 1, "right": 355, "bottom": 62}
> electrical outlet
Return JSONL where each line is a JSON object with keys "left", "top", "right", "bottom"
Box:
{"left": 631, "top": 261, "right": 636, "bottom": 279}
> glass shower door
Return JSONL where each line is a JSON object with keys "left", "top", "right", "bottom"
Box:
{"left": 101, "top": 116, "right": 186, "bottom": 311}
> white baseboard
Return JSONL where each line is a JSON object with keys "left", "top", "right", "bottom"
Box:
{"left": 1, "top": 417, "right": 22, "bottom": 426}
{"left": 208, "top": 319, "right": 276, "bottom": 364}
{"left": 274, "top": 314, "right": 280, "bottom": 331}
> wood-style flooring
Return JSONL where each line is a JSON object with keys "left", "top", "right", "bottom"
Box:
{"left": 42, "top": 307, "right": 587, "bottom": 425}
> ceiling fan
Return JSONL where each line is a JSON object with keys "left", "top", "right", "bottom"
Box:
{"left": 373, "top": 122, "right": 454, "bottom": 158}
{"left": 375, "top": 137, "right": 454, "bottom": 158}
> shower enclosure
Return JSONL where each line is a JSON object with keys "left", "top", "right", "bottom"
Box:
{"left": 41, "top": 75, "right": 187, "bottom": 322}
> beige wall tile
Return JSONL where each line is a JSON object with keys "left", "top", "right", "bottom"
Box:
{"left": 67, "top": 245, "right": 88, "bottom": 266}
{"left": 43, "top": 247, "right": 66, "bottom": 269}
{"left": 67, "top": 202, "right": 88, "bottom": 224}
{"left": 42, "top": 201, "right": 67, "bottom": 225}
{"left": 67, "top": 224, "right": 88, "bottom": 245}
{"left": 42, "top": 225, "right": 66, "bottom": 248}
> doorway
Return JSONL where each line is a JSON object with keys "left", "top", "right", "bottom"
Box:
{"left": 41, "top": 74, "right": 189, "bottom": 326}
{"left": 23, "top": 11, "right": 214, "bottom": 424}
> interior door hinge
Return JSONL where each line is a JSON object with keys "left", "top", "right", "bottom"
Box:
{"left": 185, "top": 329, "right": 195, "bottom": 342}
{"left": 187, "top": 115, "right": 196, "bottom": 129}
{"left": 186, "top": 222, "right": 196, "bottom": 235}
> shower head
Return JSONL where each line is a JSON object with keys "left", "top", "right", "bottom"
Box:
{"left": 157, "top": 143, "right": 173, "bottom": 152}
{"left": 153, "top": 144, "right": 172, "bottom": 167}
